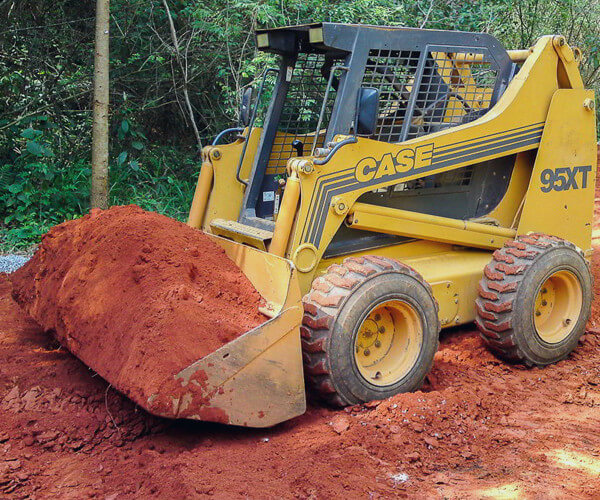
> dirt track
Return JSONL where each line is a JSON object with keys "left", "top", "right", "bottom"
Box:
{"left": 2, "top": 203, "right": 600, "bottom": 498}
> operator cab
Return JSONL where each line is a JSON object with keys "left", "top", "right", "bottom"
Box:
{"left": 235, "top": 23, "right": 518, "bottom": 254}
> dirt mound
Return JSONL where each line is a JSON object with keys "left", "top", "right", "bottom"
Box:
{"left": 0, "top": 274, "right": 168, "bottom": 496}
{"left": 10, "top": 205, "right": 265, "bottom": 418}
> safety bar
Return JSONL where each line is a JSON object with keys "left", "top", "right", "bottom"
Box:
{"left": 235, "top": 67, "right": 280, "bottom": 187}
{"left": 453, "top": 50, "right": 531, "bottom": 64}
{"left": 213, "top": 127, "right": 244, "bottom": 146}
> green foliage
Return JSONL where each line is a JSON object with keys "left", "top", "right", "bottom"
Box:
{"left": 1, "top": 0, "right": 599, "bottom": 249}
{"left": 0, "top": 115, "right": 196, "bottom": 248}
{"left": 1, "top": 118, "right": 90, "bottom": 248}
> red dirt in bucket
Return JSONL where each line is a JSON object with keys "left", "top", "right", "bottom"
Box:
{"left": 10, "top": 205, "right": 265, "bottom": 416}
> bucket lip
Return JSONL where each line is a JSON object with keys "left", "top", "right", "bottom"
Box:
{"left": 205, "top": 232, "right": 297, "bottom": 272}
{"left": 165, "top": 270, "right": 305, "bottom": 424}
{"left": 184, "top": 300, "right": 292, "bottom": 363}
{"left": 205, "top": 231, "right": 297, "bottom": 317}
{"left": 144, "top": 299, "right": 303, "bottom": 421}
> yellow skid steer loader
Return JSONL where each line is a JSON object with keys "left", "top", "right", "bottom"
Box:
{"left": 122, "top": 24, "right": 600, "bottom": 427}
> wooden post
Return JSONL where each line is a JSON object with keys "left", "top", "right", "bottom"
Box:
{"left": 91, "top": 0, "right": 110, "bottom": 209}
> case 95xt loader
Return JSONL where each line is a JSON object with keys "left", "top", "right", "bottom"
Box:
{"left": 180, "top": 23, "right": 596, "bottom": 427}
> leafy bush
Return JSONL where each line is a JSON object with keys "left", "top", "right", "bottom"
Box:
{"left": 0, "top": 117, "right": 197, "bottom": 249}
{"left": 0, "top": 117, "right": 90, "bottom": 249}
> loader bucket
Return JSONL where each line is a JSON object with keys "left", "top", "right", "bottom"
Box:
{"left": 144, "top": 234, "right": 306, "bottom": 428}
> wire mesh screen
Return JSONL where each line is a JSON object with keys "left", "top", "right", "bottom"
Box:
{"left": 267, "top": 53, "right": 338, "bottom": 174}
{"left": 360, "top": 48, "right": 499, "bottom": 143}
{"left": 360, "top": 48, "right": 498, "bottom": 194}
{"left": 361, "top": 49, "right": 421, "bottom": 143}
{"left": 407, "top": 51, "right": 498, "bottom": 140}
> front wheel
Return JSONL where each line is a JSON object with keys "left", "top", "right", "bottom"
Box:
{"left": 301, "top": 256, "right": 440, "bottom": 406}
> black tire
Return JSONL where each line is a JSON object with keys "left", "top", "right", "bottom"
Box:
{"left": 476, "top": 234, "right": 592, "bottom": 366}
{"left": 301, "top": 255, "right": 440, "bottom": 406}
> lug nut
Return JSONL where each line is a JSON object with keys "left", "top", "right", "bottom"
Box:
{"left": 364, "top": 349, "right": 370, "bottom": 356}
{"left": 542, "top": 288, "right": 547, "bottom": 294}
{"left": 374, "top": 340, "right": 381, "bottom": 348}
{"left": 564, "top": 318, "right": 572, "bottom": 326}
{"left": 374, "top": 314, "right": 381, "bottom": 321}
{"left": 378, "top": 326, "right": 385, "bottom": 333}
{"left": 535, "top": 310, "right": 541, "bottom": 316}
{"left": 541, "top": 300, "right": 548, "bottom": 306}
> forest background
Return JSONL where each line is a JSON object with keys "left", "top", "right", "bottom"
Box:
{"left": 1, "top": 0, "right": 599, "bottom": 249}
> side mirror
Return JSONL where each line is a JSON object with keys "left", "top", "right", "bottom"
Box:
{"left": 240, "top": 87, "right": 254, "bottom": 127}
{"left": 356, "top": 87, "right": 379, "bottom": 136}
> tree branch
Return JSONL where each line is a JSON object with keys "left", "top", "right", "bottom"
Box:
{"left": 161, "top": 0, "right": 202, "bottom": 151}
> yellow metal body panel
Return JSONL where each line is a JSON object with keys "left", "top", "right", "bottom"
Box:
{"left": 486, "top": 151, "right": 534, "bottom": 228}
{"left": 192, "top": 127, "right": 262, "bottom": 231}
{"left": 517, "top": 89, "right": 597, "bottom": 253}
{"left": 317, "top": 240, "right": 493, "bottom": 327}
{"left": 402, "top": 248, "right": 493, "bottom": 327}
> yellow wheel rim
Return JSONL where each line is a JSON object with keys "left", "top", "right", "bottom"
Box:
{"left": 534, "top": 270, "right": 582, "bottom": 344}
{"left": 354, "top": 300, "right": 423, "bottom": 387}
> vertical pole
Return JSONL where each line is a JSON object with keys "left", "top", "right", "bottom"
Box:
{"left": 269, "top": 173, "right": 300, "bottom": 257}
{"left": 91, "top": 0, "right": 110, "bottom": 209}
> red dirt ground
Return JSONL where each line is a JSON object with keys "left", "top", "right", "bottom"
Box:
{"left": 2, "top": 169, "right": 600, "bottom": 498}
{"left": 9, "top": 206, "right": 264, "bottom": 418}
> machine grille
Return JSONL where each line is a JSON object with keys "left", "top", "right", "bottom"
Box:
{"left": 361, "top": 48, "right": 498, "bottom": 194}
{"left": 267, "top": 53, "right": 338, "bottom": 175}
{"left": 361, "top": 50, "right": 421, "bottom": 143}
{"left": 361, "top": 48, "right": 499, "bottom": 143}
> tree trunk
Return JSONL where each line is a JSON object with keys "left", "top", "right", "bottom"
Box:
{"left": 91, "top": 0, "right": 110, "bottom": 209}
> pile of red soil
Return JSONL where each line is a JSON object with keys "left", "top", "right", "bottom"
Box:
{"left": 10, "top": 205, "right": 265, "bottom": 417}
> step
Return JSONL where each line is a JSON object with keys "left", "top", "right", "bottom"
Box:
{"left": 210, "top": 219, "right": 274, "bottom": 251}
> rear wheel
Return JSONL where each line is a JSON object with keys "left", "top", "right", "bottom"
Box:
{"left": 301, "top": 256, "right": 440, "bottom": 406}
{"left": 476, "top": 234, "right": 592, "bottom": 366}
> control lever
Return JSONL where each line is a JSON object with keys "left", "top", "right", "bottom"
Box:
{"left": 292, "top": 140, "right": 304, "bottom": 157}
